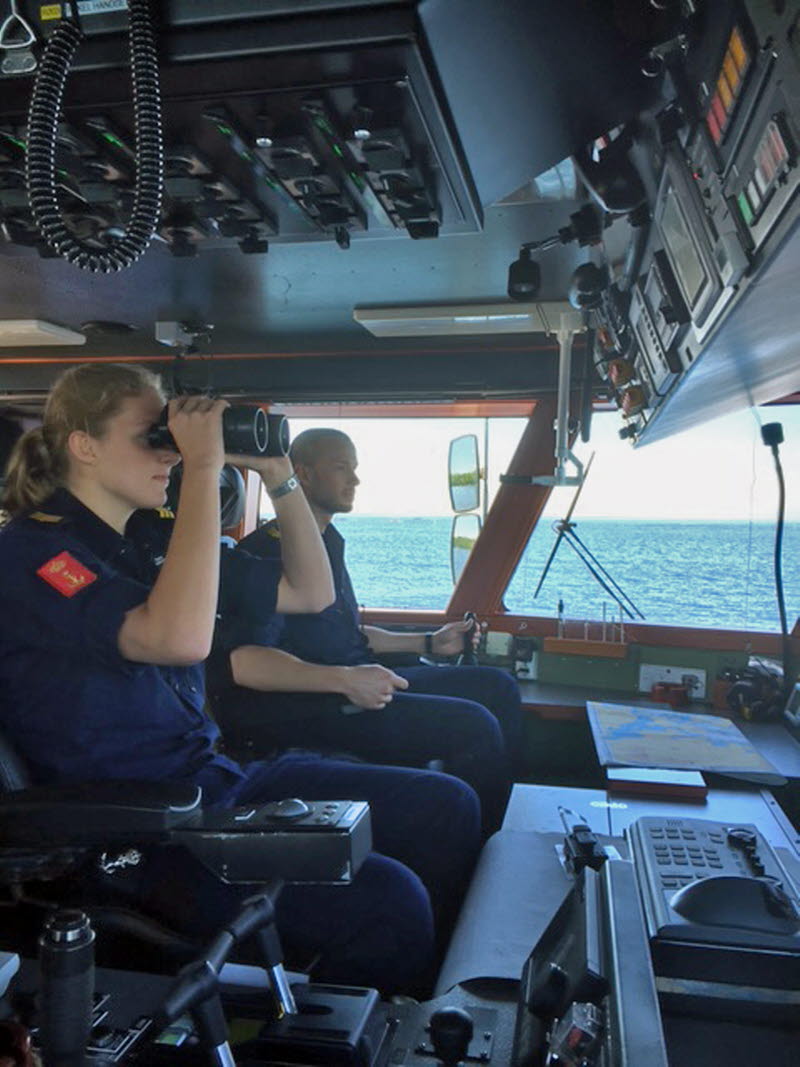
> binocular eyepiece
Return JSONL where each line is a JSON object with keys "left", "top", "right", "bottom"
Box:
{"left": 147, "top": 405, "right": 289, "bottom": 457}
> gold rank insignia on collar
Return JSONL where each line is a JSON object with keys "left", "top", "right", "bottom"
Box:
{"left": 156, "top": 507, "right": 175, "bottom": 519}
{"left": 29, "top": 512, "right": 64, "bottom": 523}
{"left": 265, "top": 519, "right": 281, "bottom": 539}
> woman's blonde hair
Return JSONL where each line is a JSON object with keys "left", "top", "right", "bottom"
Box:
{"left": 1, "top": 362, "right": 164, "bottom": 517}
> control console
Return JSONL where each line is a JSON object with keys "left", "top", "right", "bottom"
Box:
{"left": 627, "top": 816, "right": 800, "bottom": 1010}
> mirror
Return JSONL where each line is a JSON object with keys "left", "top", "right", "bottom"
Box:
{"left": 451, "top": 513, "right": 481, "bottom": 584}
{"left": 448, "top": 434, "right": 480, "bottom": 513}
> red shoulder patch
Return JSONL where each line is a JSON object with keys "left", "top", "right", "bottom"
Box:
{"left": 37, "top": 551, "right": 98, "bottom": 598}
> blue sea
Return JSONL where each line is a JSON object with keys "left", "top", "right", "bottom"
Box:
{"left": 334, "top": 515, "right": 800, "bottom": 633}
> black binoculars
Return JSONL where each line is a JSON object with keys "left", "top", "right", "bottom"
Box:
{"left": 147, "top": 405, "right": 289, "bottom": 457}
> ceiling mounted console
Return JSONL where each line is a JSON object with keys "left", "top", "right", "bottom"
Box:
{"left": 0, "top": 1, "right": 652, "bottom": 260}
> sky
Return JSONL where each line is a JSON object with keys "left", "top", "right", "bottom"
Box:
{"left": 283, "top": 404, "right": 800, "bottom": 523}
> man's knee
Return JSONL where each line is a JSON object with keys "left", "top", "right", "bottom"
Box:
{"left": 401, "top": 664, "right": 521, "bottom": 717}
{"left": 469, "top": 665, "right": 522, "bottom": 708}
{"left": 449, "top": 697, "right": 506, "bottom": 752}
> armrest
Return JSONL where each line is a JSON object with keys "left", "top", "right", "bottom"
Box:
{"left": 173, "top": 799, "right": 372, "bottom": 884}
{"left": 0, "top": 787, "right": 371, "bottom": 887}
{"left": 0, "top": 781, "right": 202, "bottom": 846}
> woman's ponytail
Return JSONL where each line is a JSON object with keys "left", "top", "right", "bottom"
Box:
{"left": 1, "top": 427, "right": 60, "bottom": 517}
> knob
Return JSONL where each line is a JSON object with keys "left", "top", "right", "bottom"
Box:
{"left": 618, "top": 422, "right": 639, "bottom": 440}
{"left": 428, "top": 1007, "right": 473, "bottom": 1066}
{"left": 727, "top": 828, "right": 758, "bottom": 851}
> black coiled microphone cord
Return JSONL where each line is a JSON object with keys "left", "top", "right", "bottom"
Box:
{"left": 25, "top": 0, "right": 163, "bottom": 272}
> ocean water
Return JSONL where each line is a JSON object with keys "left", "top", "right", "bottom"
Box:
{"left": 334, "top": 514, "right": 800, "bottom": 633}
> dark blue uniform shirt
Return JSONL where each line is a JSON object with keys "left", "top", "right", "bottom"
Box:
{"left": 0, "top": 489, "right": 281, "bottom": 792}
{"left": 237, "top": 520, "right": 373, "bottom": 665}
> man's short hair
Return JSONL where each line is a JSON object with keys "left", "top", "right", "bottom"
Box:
{"left": 290, "top": 428, "right": 353, "bottom": 467}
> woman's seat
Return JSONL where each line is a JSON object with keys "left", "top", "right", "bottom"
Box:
{"left": 0, "top": 728, "right": 363, "bottom": 977}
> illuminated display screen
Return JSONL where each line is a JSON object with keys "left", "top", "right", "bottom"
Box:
{"left": 660, "top": 188, "right": 707, "bottom": 310}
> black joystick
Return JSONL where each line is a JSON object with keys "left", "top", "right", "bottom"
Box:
{"left": 38, "top": 909, "right": 95, "bottom": 1067}
{"left": 429, "top": 1007, "right": 474, "bottom": 1067}
{"left": 456, "top": 612, "right": 478, "bottom": 667}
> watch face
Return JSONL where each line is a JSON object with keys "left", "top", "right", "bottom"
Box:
{"left": 270, "top": 475, "right": 298, "bottom": 499}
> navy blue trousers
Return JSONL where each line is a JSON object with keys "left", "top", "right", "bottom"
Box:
{"left": 139, "top": 754, "right": 480, "bottom": 995}
{"left": 215, "top": 666, "right": 521, "bottom": 835}
{"left": 396, "top": 664, "right": 523, "bottom": 763}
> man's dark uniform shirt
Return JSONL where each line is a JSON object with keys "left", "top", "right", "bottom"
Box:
{"left": 237, "top": 519, "right": 371, "bottom": 666}
{"left": 230, "top": 515, "right": 520, "bottom": 835}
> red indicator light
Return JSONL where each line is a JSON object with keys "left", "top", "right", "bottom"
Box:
{"left": 711, "top": 94, "right": 727, "bottom": 129}
{"left": 706, "top": 111, "right": 722, "bottom": 144}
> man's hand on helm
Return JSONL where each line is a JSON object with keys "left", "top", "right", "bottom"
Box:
{"left": 430, "top": 617, "right": 483, "bottom": 657}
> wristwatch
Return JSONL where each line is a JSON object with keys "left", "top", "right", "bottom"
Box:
{"left": 268, "top": 475, "right": 299, "bottom": 500}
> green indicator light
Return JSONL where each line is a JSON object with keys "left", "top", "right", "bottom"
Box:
{"left": 8, "top": 135, "right": 26, "bottom": 149}
{"left": 101, "top": 132, "right": 125, "bottom": 149}
{"left": 737, "top": 191, "right": 753, "bottom": 225}
{"left": 333, "top": 145, "right": 343, "bottom": 157}
{"left": 217, "top": 123, "right": 233, "bottom": 137}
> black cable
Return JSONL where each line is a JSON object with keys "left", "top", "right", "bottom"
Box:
{"left": 25, "top": 0, "right": 163, "bottom": 272}
{"left": 761, "top": 423, "right": 792, "bottom": 700}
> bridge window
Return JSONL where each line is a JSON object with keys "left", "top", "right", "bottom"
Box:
{"left": 255, "top": 405, "right": 799, "bottom": 633}
{"left": 506, "top": 406, "right": 800, "bottom": 633}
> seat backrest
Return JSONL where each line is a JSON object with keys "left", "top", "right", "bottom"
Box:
{"left": 166, "top": 462, "right": 247, "bottom": 531}
{"left": 0, "top": 728, "right": 33, "bottom": 793}
{"left": 0, "top": 415, "right": 23, "bottom": 492}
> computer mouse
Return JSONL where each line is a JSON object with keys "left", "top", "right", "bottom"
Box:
{"left": 669, "top": 875, "right": 800, "bottom": 934}
{"left": 260, "top": 797, "right": 311, "bottom": 820}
